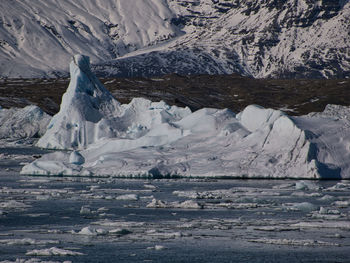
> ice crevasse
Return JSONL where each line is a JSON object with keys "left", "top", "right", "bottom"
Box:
{"left": 21, "top": 55, "right": 350, "bottom": 179}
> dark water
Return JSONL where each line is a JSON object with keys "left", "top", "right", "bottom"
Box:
{"left": 0, "top": 146, "right": 350, "bottom": 262}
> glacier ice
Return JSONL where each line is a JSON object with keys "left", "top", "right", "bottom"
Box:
{"left": 36, "top": 54, "right": 121, "bottom": 150}
{"left": 0, "top": 105, "right": 50, "bottom": 139}
{"left": 21, "top": 55, "right": 350, "bottom": 179}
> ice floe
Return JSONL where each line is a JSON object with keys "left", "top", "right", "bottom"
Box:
{"left": 25, "top": 247, "right": 83, "bottom": 256}
{"left": 147, "top": 245, "right": 166, "bottom": 250}
{"left": 248, "top": 238, "right": 340, "bottom": 247}
{"left": 295, "top": 180, "right": 320, "bottom": 191}
{"left": 282, "top": 202, "right": 318, "bottom": 212}
{"left": 19, "top": 55, "right": 350, "bottom": 179}
{"left": 0, "top": 238, "right": 58, "bottom": 246}
{"left": 146, "top": 198, "right": 202, "bottom": 209}
{"left": 291, "top": 221, "right": 350, "bottom": 230}
{"left": 76, "top": 226, "right": 107, "bottom": 236}
{"left": 0, "top": 200, "right": 31, "bottom": 209}
{"left": 115, "top": 194, "right": 139, "bottom": 201}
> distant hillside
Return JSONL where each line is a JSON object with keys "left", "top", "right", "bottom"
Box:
{"left": 1, "top": 75, "right": 349, "bottom": 116}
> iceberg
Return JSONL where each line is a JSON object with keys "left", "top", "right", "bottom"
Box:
{"left": 0, "top": 105, "right": 50, "bottom": 139}
{"left": 36, "top": 54, "right": 121, "bottom": 150}
{"left": 21, "top": 55, "right": 350, "bottom": 179}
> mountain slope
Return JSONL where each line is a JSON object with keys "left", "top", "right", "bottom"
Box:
{"left": 170, "top": 0, "right": 350, "bottom": 78}
{"left": 1, "top": 0, "right": 349, "bottom": 78}
{"left": 0, "top": 0, "right": 178, "bottom": 77}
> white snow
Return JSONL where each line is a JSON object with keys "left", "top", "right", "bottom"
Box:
{"left": 0, "top": 105, "right": 50, "bottom": 139}
{"left": 20, "top": 55, "right": 350, "bottom": 179}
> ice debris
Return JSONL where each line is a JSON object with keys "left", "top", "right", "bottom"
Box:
{"left": 295, "top": 181, "right": 320, "bottom": 191}
{"left": 0, "top": 200, "right": 31, "bottom": 209}
{"left": 146, "top": 198, "right": 202, "bottom": 209}
{"left": 283, "top": 202, "right": 318, "bottom": 212}
{"left": 249, "top": 238, "right": 340, "bottom": 247}
{"left": 0, "top": 238, "right": 59, "bottom": 245}
{"left": 147, "top": 245, "right": 166, "bottom": 250}
{"left": 25, "top": 247, "right": 83, "bottom": 256}
{"left": 115, "top": 194, "right": 139, "bottom": 201}
{"left": 77, "top": 226, "right": 107, "bottom": 236}
{"left": 20, "top": 55, "right": 350, "bottom": 179}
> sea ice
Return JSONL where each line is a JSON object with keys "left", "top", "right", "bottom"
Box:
{"left": 0, "top": 238, "right": 58, "bottom": 245}
{"left": 147, "top": 245, "right": 166, "bottom": 250}
{"left": 146, "top": 198, "right": 202, "bottom": 209}
{"left": 333, "top": 201, "right": 350, "bottom": 208}
{"left": 108, "top": 228, "right": 132, "bottom": 236}
{"left": 291, "top": 221, "right": 350, "bottom": 230}
{"left": 79, "top": 205, "right": 92, "bottom": 215}
{"left": 25, "top": 247, "right": 83, "bottom": 256}
{"left": 295, "top": 181, "right": 320, "bottom": 191}
{"left": 146, "top": 198, "right": 168, "bottom": 208}
{"left": 0, "top": 200, "right": 31, "bottom": 209}
{"left": 20, "top": 55, "right": 350, "bottom": 179}
{"left": 115, "top": 194, "right": 139, "bottom": 201}
{"left": 249, "top": 238, "right": 339, "bottom": 247}
{"left": 283, "top": 202, "right": 318, "bottom": 212}
{"left": 77, "top": 226, "right": 107, "bottom": 236}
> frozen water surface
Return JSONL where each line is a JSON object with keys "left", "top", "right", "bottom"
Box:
{"left": 1, "top": 145, "right": 350, "bottom": 262}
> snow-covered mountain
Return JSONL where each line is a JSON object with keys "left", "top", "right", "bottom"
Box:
{"left": 1, "top": 0, "right": 349, "bottom": 78}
